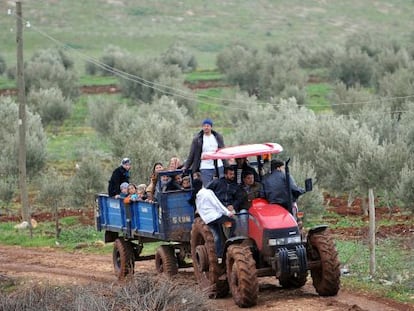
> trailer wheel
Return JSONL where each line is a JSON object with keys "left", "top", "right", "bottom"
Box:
{"left": 226, "top": 245, "right": 258, "bottom": 307}
{"left": 113, "top": 238, "right": 135, "bottom": 280}
{"left": 308, "top": 230, "right": 340, "bottom": 296}
{"left": 278, "top": 272, "right": 308, "bottom": 288}
{"left": 191, "top": 217, "right": 229, "bottom": 298}
{"left": 155, "top": 245, "right": 178, "bottom": 276}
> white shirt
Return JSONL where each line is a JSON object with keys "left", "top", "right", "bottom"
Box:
{"left": 200, "top": 134, "right": 223, "bottom": 169}
{"left": 196, "top": 188, "right": 232, "bottom": 224}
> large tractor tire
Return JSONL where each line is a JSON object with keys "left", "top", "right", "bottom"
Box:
{"left": 155, "top": 245, "right": 178, "bottom": 276}
{"left": 191, "top": 217, "right": 229, "bottom": 298}
{"left": 226, "top": 245, "right": 258, "bottom": 308}
{"left": 113, "top": 238, "right": 135, "bottom": 280}
{"left": 278, "top": 272, "right": 308, "bottom": 289}
{"left": 307, "top": 230, "right": 340, "bottom": 296}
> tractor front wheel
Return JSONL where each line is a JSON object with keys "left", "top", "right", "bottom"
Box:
{"left": 226, "top": 245, "right": 258, "bottom": 308}
{"left": 307, "top": 230, "right": 340, "bottom": 296}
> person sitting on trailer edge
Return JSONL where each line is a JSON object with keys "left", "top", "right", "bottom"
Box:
{"left": 108, "top": 158, "right": 131, "bottom": 197}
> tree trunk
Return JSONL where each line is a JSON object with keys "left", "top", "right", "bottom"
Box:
{"left": 368, "top": 188, "right": 376, "bottom": 277}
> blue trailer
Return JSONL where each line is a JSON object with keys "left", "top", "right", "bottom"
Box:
{"left": 96, "top": 170, "right": 195, "bottom": 279}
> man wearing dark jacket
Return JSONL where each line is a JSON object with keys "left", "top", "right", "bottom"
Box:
{"left": 108, "top": 158, "right": 131, "bottom": 197}
{"left": 262, "top": 159, "right": 304, "bottom": 210}
{"left": 207, "top": 166, "right": 245, "bottom": 212}
{"left": 183, "top": 118, "right": 225, "bottom": 186}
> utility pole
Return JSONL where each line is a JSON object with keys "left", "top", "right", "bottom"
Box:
{"left": 16, "top": 1, "right": 31, "bottom": 228}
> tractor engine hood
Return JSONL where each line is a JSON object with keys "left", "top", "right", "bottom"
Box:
{"left": 249, "top": 198, "right": 297, "bottom": 230}
{"left": 248, "top": 198, "right": 299, "bottom": 254}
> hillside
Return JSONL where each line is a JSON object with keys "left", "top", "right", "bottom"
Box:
{"left": 1, "top": 0, "right": 414, "bottom": 69}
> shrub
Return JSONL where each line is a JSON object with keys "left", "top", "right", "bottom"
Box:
{"left": 329, "top": 47, "right": 374, "bottom": 88}
{"left": 117, "top": 55, "right": 195, "bottom": 112}
{"left": 87, "top": 95, "right": 117, "bottom": 136}
{"left": 161, "top": 42, "right": 197, "bottom": 73}
{"left": 69, "top": 157, "right": 106, "bottom": 210}
{"left": 0, "top": 275, "right": 211, "bottom": 311}
{"left": 0, "top": 54, "right": 6, "bottom": 75}
{"left": 397, "top": 164, "right": 414, "bottom": 211}
{"left": 258, "top": 52, "right": 307, "bottom": 102}
{"left": 289, "top": 159, "right": 324, "bottom": 219}
{"left": 108, "top": 96, "right": 192, "bottom": 180}
{"left": 6, "top": 65, "right": 15, "bottom": 80}
{"left": 84, "top": 61, "right": 98, "bottom": 75}
{"left": 28, "top": 87, "right": 72, "bottom": 127}
{"left": 0, "top": 177, "right": 17, "bottom": 211}
{"left": 25, "top": 48, "right": 79, "bottom": 100}
{"left": 377, "top": 68, "right": 414, "bottom": 118}
{"left": 216, "top": 43, "right": 261, "bottom": 96}
{"left": 98, "top": 45, "right": 128, "bottom": 76}
{"left": 36, "top": 169, "right": 68, "bottom": 238}
{"left": 0, "top": 97, "right": 47, "bottom": 179}
{"left": 328, "top": 81, "right": 377, "bottom": 115}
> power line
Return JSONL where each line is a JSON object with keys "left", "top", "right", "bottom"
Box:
{"left": 7, "top": 8, "right": 414, "bottom": 115}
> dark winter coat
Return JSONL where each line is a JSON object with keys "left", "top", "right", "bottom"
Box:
{"left": 108, "top": 165, "right": 130, "bottom": 197}
{"left": 207, "top": 177, "right": 245, "bottom": 212}
{"left": 262, "top": 170, "right": 304, "bottom": 209}
{"left": 184, "top": 130, "right": 225, "bottom": 172}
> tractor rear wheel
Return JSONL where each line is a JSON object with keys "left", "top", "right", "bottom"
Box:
{"left": 226, "top": 245, "right": 258, "bottom": 308}
{"left": 155, "top": 245, "right": 178, "bottom": 276}
{"left": 113, "top": 238, "right": 135, "bottom": 280}
{"left": 191, "top": 217, "right": 229, "bottom": 298}
{"left": 308, "top": 230, "right": 340, "bottom": 296}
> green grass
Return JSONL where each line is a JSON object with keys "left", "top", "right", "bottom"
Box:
{"left": 0, "top": 217, "right": 164, "bottom": 256}
{"left": 2, "top": 1, "right": 414, "bottom": 69}
{"left": 337, "top": 239, "right": 414, "bottom": 304}
{"left": 46, "top": 97, "right": 111, "bottom": 162}
{"left": 185, "top": 70, "right": 223, "bottom": 83}
{"left": 0, "top": 76, "right": 15, "bottom": 89}
{"left": 78, "top": 75, "right": 118, "bottom": 86}
{"left": 306, "top": 83, "right": 332, "bottom": 112}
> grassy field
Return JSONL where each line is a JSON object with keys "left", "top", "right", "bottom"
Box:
{"left": 1, "top": 1, "right": 414, "bottom": 70}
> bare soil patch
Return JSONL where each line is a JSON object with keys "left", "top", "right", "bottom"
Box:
{"left": 0, "top": 244, "right": 412, "bottom": 311}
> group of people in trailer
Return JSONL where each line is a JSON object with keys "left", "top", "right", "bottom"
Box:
{"left": 107, "top": 118, "right": 305, "bottom": 260}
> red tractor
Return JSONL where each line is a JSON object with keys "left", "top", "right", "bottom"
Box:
{"left": 190, "top": 143, "right": 340, "bottom": 307}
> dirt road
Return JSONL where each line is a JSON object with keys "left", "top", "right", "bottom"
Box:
{"left": 0, "top": 245, "right": 412, "bottom": 311}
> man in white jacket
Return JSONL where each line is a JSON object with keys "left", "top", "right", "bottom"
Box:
{"left": 191, "top": 179, "right": 236, "bottom": 260}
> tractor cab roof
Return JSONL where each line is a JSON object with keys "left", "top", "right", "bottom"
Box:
{"left": 201, "top": 142, "right": 283, "bottom": 160}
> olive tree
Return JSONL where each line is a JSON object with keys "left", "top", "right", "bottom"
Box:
{"left": 161, "top": 42, "right": 197, "bottom": 73}
{"left": 87, "top": 95, "right": 118, "bottom": 136}
{"left": 0, "top": 97, "right": 47, "bottom": 179}
{"left": 329, "top": 82, "right": 377, "bottom": 116}
{"left": 117, "top": 55, "right": 195, "bottom": 114}
{"left": 329, "top": 47, "right": 374, "bottom": 88}
{"left": 108, "top": 96, "right": 193, "bottom": 180}
{"left": 258, "top": 53, "right": 307, "bottom": 104}
{"left": 36, "top": 169, "right": 68, "bottom": 238}
{"left": 70, "top": 157, "right": 106, "bottom": 209}
{"left": 25, "top": 48, "right": 79, "bottom": 100}
{"left": 28, "top": 87, "right": 72, "bottom": 128}
{"left": 216, "top": 43, "right": 261, "bottom": 96}
{"left": 377, "top": 68, "right": 414, "bottom": 119}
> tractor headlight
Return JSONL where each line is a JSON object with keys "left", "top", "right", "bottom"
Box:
{"left": 268, "top": 235, "right": 301, "bottom": 246}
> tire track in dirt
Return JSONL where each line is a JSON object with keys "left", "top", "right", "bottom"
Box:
{"left": 0, "top": 245, "right": 412, "bottom": 311}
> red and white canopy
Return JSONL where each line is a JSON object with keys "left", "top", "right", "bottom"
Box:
{"left": 202, "top": 142, "right": 283, "bottom": 160}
